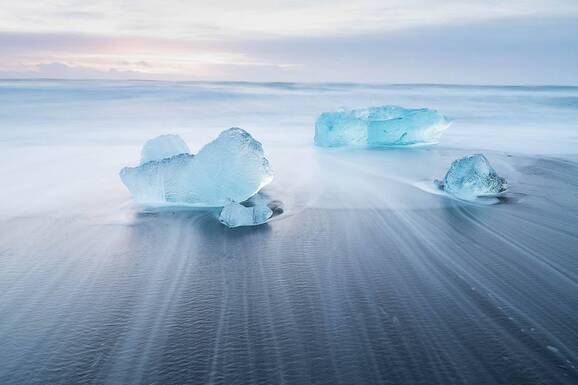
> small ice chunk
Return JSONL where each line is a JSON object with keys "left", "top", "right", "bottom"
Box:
{"left": 546, "top": 345, "right": 560, "bottom": 354}
{"left": 120, "top": 128, "right": 273, "bottom": 206}
{"left": 219, "top": 200, "right": 273, "bottom": 228}
{"left": 437, "top": 154, "right": 508, "bottom": 200}
{"left": 140, "top": 134, "right": 191, "bottom": 165}
{"left": 315, "top": 106, "right": 450, "bottom": 147}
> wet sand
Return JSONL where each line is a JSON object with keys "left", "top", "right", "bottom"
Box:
{"left": 2, "top": 81, "right": 578, "bottom": 384}
{"left": 1, "top": 149, "right": 577, "bottom": 385}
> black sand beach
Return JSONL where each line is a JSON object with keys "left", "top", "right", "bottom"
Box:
{"left": 1, "top": 81, "right": 577, "bottom": 384}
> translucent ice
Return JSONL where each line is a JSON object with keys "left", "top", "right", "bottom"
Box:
{"left": 218, "top": 200, "right": 273, "bottom": 228}
{"left": 436, "top": 154, "right": 508, "bottom": 200}
{"left": 140, "top": 134, "right": 191, "bottom": 165}
{"left": 314, "top": 106, "right": 450, "bottom": 147}
{"left": 120, "top": 128, "right": 273, "bottom": 206}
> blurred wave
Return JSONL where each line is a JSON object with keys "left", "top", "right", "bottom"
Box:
{"left": 0, "top": 81, "right": 577, "bottom": 384}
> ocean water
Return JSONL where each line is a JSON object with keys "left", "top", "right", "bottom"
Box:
{"left": 0, "top": 80, "right": 577, "bottom": 384}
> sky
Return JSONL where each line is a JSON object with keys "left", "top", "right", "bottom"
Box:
{"left": 1, "top": 0, "right": 577, "bottom": 84}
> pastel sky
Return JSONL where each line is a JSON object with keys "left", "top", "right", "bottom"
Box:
{"left": 1, "top": 0, "right": 577, "bottom": 84}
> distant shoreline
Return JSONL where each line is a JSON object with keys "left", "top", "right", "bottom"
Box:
{"left": 1, "top": 78, "right": 577, "bottom": 89}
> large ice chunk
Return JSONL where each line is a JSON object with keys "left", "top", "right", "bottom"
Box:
{"left": 218, "top": 200, "right": 273, "bottom": 228}
{"left": 315, "top": 106, "right": 450, "bottom": 147}
{"left": 120, "top": 128, "right": 273, "bottom": 206}
{"left": 436, "top": 154, "right": 508, "bottom": 200}
{"left": 140, "top": 134, "right": 191, "bottom": 165}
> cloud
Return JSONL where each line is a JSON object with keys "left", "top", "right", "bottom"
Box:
{"left": 0, "top": 59, "right": 300, "bottom": 82}
{"left": 2, "top": 0, "right": 578, "bottom": 39}
{"left": 0, "top": 31, "right": 300, "bottom": 80}
{"left": 36, "top": 62, "right": 145, "bottom": 78}
{"left": 0, "top": 11, "right": 577, "bottom": 84}
{"left": 0, "top": 62, "right": 149, "bottom": 80}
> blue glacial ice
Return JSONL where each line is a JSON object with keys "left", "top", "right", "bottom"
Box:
{"left": 314, "top": 106, "right": 450, "bottom": 147}
{"left": 436, "top": 154, "right": 508, "bottom": 200}
{"left": 120, "top": 128, "right": 273, "bottom": 206}
{"left": 219, "top": 200, "right": 273, "bottom": 228}
{"left": 140, "top": 134, "right": 191, "bottom": 165}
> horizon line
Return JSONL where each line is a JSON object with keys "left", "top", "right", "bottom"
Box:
{"left": 1, "top": 78, "right": 577, "bottom": 88}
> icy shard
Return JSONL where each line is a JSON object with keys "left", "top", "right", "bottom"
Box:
{"left": 314, "top": 106, "right": 450, "bottom": 147}
{"left": 140, "top": 135, "right": 191, "bottom": 165}
{"left": 120, "top": 128, "right": 273, "bottom": 206}
{"left": 437, "top": 154, "right": 508, "bottom": 200}
{"left": 219, "top": 201, "right": 273, "bottom": 228}
{"left": 140, "top": 134, "right": 191, "bottom": 165}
